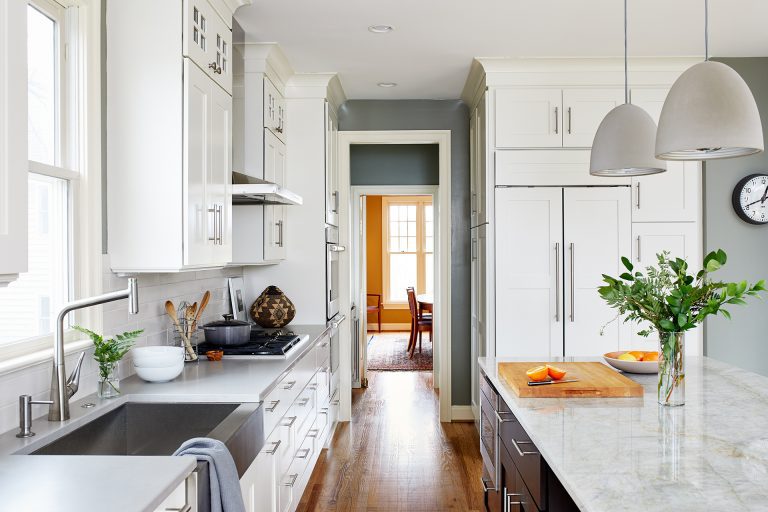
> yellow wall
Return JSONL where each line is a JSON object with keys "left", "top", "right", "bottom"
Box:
{"left": 365, "top": 196, "right": 411, "bottom": 327}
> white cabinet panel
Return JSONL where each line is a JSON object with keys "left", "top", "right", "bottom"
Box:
{"left": 183, "top": 0, "right": 232, "bottom": 93}
{"left": 627, "top": 222, "right": 702, "bottom": 354}
{"left": 0, "top": 0, "right": 28, "bottom": 285}
{"left": 264, "top": 77, "right": 285, "bottom": 141}
{"left": 210, "top": 80, "right": 233, "bottom": 262}
{"left": 563, "top": 187, "right": 631, "bottom": 356}
{"left": 632, "top": 161, "right": 701, "bottom": 222}
{"left": 495, "top": 89, "right": 562, "bottom": 148}
{"left": 183, "top": 59, "right": 212, "bottom": 267}
{"left": 325, "top": 102, "right": 339, "bottom": 226}
{"left": 264, "top": 130, "right": 287, "bottom": 261}
{"left": 495, "top": 150, "right": 630, "bottom": 187}
{"left": 562, "top": 88, "right": 624, "bottom": 147}
{"left": 495, "top": 188, "right": 564, "bottom": 358}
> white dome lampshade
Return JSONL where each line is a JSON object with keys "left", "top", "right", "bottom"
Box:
{"left": 655, "top": 61, "right": 764, "bottom": 160}
{"left": 590, "top": 103, "right": 666, "bottom": 176}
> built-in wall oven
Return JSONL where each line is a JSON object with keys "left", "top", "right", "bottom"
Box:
{"left": 480, "top": 373, "right": 503, "bottom": 512}
{"left": 325, "top": 225, "right": 344, "bottom": 320}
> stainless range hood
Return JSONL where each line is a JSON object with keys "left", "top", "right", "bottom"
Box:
{"left": 232, "top": 172, "right": 303, "bottom": 206}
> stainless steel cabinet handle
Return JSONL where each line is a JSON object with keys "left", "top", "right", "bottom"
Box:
{"left": 472, "top": 238, "right": 478, "bottom": 261}
{"left": 284, "top": 473, "right": 299, "bottom": 487}
{"left": 331, "top": 191, "right": 339, "bottom": 213}
{"left": 554, "top": 242, "right": 560, "bottom": 322}
{"left": 318, "top": 342, "right": 329, "bottom": 348}
{"left": 505, "top": 492, "right": 523, "bottom": 512}
{"left": 329, "top": 245, "right": 346, "bottom": 252}
{"left": 283, "top": 380, "right": 296, "bottom": 390}
{"left": 265, "top": 440, "right": 281, "bottom": 455}
{"left": 637, "top": 236, "right": 641, "bottom": 262}
{"left": 567, "top": 106, "right": 572, "bottom": 134}
{"left": 298, "top": 397, "right": 310, "bottom": 407}
{"left": 636, "top": 182, "right": 641, "bottom": 209}
{"left": 510, "top": 438, "right": 538, "bottom": 457}
{"left": 217, "top": 204, "right": 223, "bottom": 245}
{"left": 481, "top": 478, "right": 496, "bottom": 493}
{"left": 296, "top": 448, "right": 311, "bottom": 459}
{"left": 569, "top": 243, "right": 575, "bottom": 322}
{"left": 282, "top": 416, "right": 297, "bottom": 427}
{"left": 308, "top": 383, "right": 318, "bottom": 391}
{"left": 331, "top": 399, "right": 340, "bottom": 406}
{"left": 554, "top": 106, "right": 559, "bottom": 134}
{"left": 494, "top": 410, "right": 515, "bottom": 423}
{"left": 266, "top": 400, "right": 280, "bottom": 412}
{"left": 320, "top": 407, "right": 329, "bottom": 414}
{"left": 165, "top": 505, "right": 192, "bottom": 512}
{"left": 330, "top": 314, "right": 346, "bottom": 329}
{"left": 208, "top": 207, "right": 217, "bottom": 243}
{"left": 307, "top": 429, "right": 319, "bottom": 438}
{"left": 276, "top": 220, "right": 283, "bottom": 247}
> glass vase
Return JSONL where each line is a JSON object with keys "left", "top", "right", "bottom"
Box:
{"left": 658, "top": 332, "right": 685, "bottom": 406}
{"left": 98, "top": 361, "right": 120, "bottom": 399}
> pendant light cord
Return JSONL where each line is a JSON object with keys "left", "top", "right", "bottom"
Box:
{"left": 704, "top": 0, "right": 709, "bottom": 60}
{"left": 624, "top": 0, "right": 628, "bottom": 103}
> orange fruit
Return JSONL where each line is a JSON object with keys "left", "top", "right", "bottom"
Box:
{"left": 617, "top": 352, "right": 637, "bottom": 361}
{"left": 526, "top": 365, "right": 549, "bottom": 382}
{"left": 642, "top": 351, "right": 659, "bottom": 362}
{"left": 628, "top": 351, "right": 645, "bottom": 361}
{"left": 546, "top": 364, "right": 567, "bottom": 380}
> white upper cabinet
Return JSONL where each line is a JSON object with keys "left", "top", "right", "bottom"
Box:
{"left": 471, "top": 94, "right": 488, "bottom": 227}
{"left": 494, "top": 87, "right": 623, "bottom": 148}
{"left": 631, "top": 88, "right": 701, "bottom": 223}
{"left": 263, "top": 130, "right": 287, "bottom": 261}
{"left": 183, "top": 0, "right": 232, "bottom": 94}
{"left": 325, "top": 102, "right": 339, "bottom": 226}
{"left": 561, "top": 88, "right": 624, "bottom": 147}
{"left": 107, "top": 0, "right": 232, "bottom": 272}
{"left": 0, "top": 0, "right": 28, "bottom": 285}
{"left": 264, "top": 77, "right": 286, "bottom": 142}
{"left": 495, "top": 89, "right": 562, "bottom": 148}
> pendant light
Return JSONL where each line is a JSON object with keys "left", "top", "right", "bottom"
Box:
{"left": 655, "top": 0, "right": 763, "bottom": 160}
{"left": 590, "top": 0, "right": 666, "bottom": 177}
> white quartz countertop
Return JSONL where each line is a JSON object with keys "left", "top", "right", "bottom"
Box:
{"left": 0, "top": 324, "right": 329, "bottom": 512}
{"left": 0, "top": 455, "right": 196, "bottom": 512}
{"left": 479, "top": 356, "right": 768, "bottom": 512}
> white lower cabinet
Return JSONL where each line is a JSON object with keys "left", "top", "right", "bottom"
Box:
{"left": 241, "top": 331, "right": 337, "bottom": 512}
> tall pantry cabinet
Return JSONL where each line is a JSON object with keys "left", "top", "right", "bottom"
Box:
{"left": 465, "top": 58, "right": 704, "bottom": 388}
{"left": 107, "top": 0, "right": 235, "bottom": 272}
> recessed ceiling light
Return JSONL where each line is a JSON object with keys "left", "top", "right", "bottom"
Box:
{"left": 377, "top": 82, "right": 397, "bottom": 88}
{"left": 368, "top": 25, "right": 393, "bottom": 33}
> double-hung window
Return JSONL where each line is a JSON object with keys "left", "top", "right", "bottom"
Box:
{"left": 0, "top": 0, "right": 78, "bottom": 350}
{"left": 382, "top": 196, "right": 434, "bottom": 305}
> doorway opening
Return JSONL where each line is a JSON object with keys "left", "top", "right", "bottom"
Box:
{"left": 364, "top": 194, "right": 434, "bottom": 372}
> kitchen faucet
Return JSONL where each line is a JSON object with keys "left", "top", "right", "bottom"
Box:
{"left": 48, "top": 278, "right": 139, "bottom": 421}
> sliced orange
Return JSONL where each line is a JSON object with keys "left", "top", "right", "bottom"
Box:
{"left": 642, "top": 351, "right": 659, "bottom": 362}
{"left": 628, "top": 351, "right": 646, "bottom": 361}
{"left": 526, "top": 365, "right": 549, "bottom": 382}
{"left": 546, "top": 364, "right": 567, "bottom": 380}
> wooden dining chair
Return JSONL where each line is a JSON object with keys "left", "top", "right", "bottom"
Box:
{"left": 407, "top": 287, "right": 432, "bottom": 358}
{"left": 366, "top": 293, "right": 382, "bottom": 333}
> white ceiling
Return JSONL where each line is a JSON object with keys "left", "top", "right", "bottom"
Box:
{"left": 234, "top": 0, "right": 768, "bottom": 100}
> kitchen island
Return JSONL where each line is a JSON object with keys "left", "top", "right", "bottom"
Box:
{"left": 479, "top": 356, "right": 768, "bottom": 511}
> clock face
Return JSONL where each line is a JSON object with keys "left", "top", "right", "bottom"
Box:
{"left": 732, "top": 174, "right": 768, "bottom": 225}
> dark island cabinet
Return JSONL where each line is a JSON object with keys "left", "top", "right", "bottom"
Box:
{"left": 482, "top": 379, "right": 580, "bottom": 512}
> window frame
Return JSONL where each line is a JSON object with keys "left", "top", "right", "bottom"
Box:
{"left": 0, "top": 0, "right": 102, "bottom": 363}
{"left": 381, "top": 196, "right": 434, "bottom": 307}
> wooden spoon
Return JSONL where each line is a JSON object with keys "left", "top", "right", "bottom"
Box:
{"left": 194, "top": 291, "right": 211, "bottom": 326}
{"left": 186, "top": 302, "right": 198, "bottom": 338}
{"left": 165, "top": 300, "right": 196, "bottom": 359}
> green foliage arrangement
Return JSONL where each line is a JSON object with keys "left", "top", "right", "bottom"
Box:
{"left": 73, "top": 326, "right": 144, "bottom": 381}
{"left": 598, "top": 250, "right": 765, "bottom": 337}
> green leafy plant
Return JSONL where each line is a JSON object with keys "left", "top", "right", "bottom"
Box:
{"left": 598, "top": 250, "right": 765, "bottom": 337}
{"left": 73, "top": 326, "right": 144, "bottom": 382}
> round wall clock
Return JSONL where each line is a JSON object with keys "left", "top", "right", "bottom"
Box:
{"left": 732, "top": 173, "right": 768, "bottom": 225}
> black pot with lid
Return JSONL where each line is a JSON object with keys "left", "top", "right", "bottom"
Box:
{"left": 202, "top": 314, "right": 252, "bottom": 346}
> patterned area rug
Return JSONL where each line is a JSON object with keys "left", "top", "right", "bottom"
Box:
{"left": 367, "top": 332, "right": 433, "bottom": 371}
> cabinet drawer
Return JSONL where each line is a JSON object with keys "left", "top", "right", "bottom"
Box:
{"left": 291, "top": 386, "right": 317, "bottom": 442}
{"left": 285, "top": 434, "right": 315, "bottom": 486}
{"left": 315, "top": 335, "right": 331, "bottom": 368}
{"left": 312, "top": 406, "right": 330, "bottom": 446}
{"left": 498, "top": 403, "right": 546, "bottom": 510}
{"left": 480, "top": 374, "right": 498, "bottom": 406}
{"left": 501, "top": 443, "right": 542, "bottom": 512}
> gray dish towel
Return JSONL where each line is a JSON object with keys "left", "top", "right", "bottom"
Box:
{"left": 174, "top": 437, "right": 246, "bottom": 512}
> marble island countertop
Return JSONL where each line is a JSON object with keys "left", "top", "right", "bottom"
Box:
{"left": 479, "top": 356, "right": 768, "bottom": 512}
{"left": 0, "top": 324, "right": 329, "bottom": 512}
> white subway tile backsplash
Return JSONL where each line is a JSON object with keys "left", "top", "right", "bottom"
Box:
{"left": 0, "top": 255, "right": 243, "bottom": 435}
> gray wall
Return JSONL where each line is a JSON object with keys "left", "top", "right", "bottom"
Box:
{"left": 339, "top": 100, "right": 471, "bottom": 406}
{"left": 351, "top": 144, "right": 439, "bottom": 186}
{"left": 705, "top": 58, "right": 768, "bottom": 376}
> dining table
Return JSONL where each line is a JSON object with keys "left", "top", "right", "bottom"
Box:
{"left": 416, "top": 294, "right": 433, "bottom": 314}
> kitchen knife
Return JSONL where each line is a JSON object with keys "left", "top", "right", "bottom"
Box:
{"left": 527, "top": 379, "right": 580, "bottom": 386}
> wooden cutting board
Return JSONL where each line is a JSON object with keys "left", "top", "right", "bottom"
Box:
{"left": 498, "top": 362, "right": 644, "bottom": 398}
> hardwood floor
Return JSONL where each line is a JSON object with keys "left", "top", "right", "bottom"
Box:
{"left": 297, "top": 371, "right": 484, "bottom": 512}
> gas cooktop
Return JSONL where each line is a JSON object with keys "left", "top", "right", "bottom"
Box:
{"left": 198, "top": 327, "right": 306, "bottom": 358}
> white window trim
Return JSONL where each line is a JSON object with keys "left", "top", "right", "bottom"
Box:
{"left": 381, "top": 195, "right": 433, "bottom": 308}
{"left": 0, "top": 0, "right": 102, "bottom": 366}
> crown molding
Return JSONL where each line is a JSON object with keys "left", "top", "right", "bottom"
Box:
{"left": 285, "top": 73, "right": 347, "bottom": 112}
{"left": 236, "top": 43, "right": 294, "bottom": 92}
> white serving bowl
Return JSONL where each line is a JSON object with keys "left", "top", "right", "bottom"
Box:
{"left": 131, "top": 346, "right": 184, "bottom": 368}
{"left": 134, "top": 362, "right": 184, "bottom": 383}
{"left": 603, "top": 351, "right": 659, "bottom": 374}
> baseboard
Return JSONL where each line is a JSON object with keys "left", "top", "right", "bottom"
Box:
{"left": 451, "top": 405, "right": 476, "bottom": 422}
{"left": 367, "top": 323, "right": 410, "bottom": 332}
